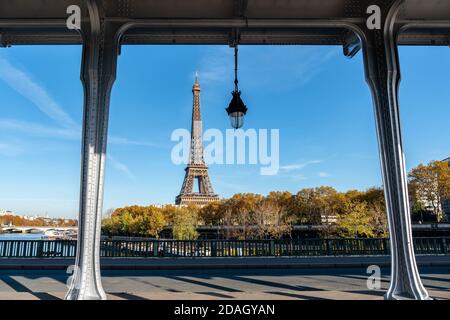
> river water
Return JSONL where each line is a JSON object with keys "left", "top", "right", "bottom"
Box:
{"left": 0, "top": 233, "right": 44, "bottom": 240}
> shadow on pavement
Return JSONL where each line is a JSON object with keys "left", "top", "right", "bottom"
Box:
{"left": 1, "top": 275, "right": 61, "bottom": 300}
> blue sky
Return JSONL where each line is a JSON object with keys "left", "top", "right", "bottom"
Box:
{"left": 0, "top": 44, "right": 449, "bottom": 218}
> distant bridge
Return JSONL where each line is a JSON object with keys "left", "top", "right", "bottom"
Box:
{"left": 0, "top": 226, "right": 77, "bottom": 234}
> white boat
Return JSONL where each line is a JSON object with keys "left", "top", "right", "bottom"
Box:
{"left": 42, "top": 229, "right": 64, "bottom": 240}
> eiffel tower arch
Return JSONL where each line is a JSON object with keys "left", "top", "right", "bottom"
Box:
{"left": 175, "top": 76, "right": 219, "bottom": 206}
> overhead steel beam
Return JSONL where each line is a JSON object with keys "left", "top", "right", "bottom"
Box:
{"left": 343, "top": 32, "right": 361, "bottom": 58}
{"left": 234, "top": 0, "right": 249, "bottom": 18}
{"left": 1, "top": 20, "right": 449, "bottom": 46}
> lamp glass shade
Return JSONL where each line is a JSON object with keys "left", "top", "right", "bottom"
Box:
{"left": 229, "top": 112, "right": 245, "bottom": 129}
{"left": 226, "top": 91, "right": 247, "bottom": 129}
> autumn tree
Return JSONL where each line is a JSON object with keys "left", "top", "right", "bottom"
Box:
{"left": 294, "top": 187, "right": 346, "bottom": 227}
{"left": 199, "top": 201, "right": 225, "bottom": 226}
{"left": 102, "top": 205, "right": 166, "bottom": 238}
{"left": 409, "top": 160, "right": 450, "bottom": 222}
{"left": 267, "top": 191, "right": 296, "bottom": 218}
{"left": 133, "top": 207, "right": 167, "bottom": 237}
{"left": 254, "top": 195, "right": 293, "bottom": 239}
{"left": 160, "top": 205, "right": 182, "bottom": 225}
{"left": 221, "top": 193, "right": 263, "bottom": 239}
{"left": 102, "top": 185, "right": 391, "bottom": 240}
{"left": 351, "top": 187, "right": 388, "bottom": 236}
{"left": 293, "top": 188, "right": 326, "bottom": 224}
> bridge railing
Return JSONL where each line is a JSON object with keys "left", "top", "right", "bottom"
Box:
{"left": 0, "top": 237, "right": 448, "bottom": 258}
{"left": 0, "top": 240, "right": 77, "bottom": 258}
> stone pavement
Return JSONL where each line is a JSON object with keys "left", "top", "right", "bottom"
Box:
{"left": 0, "top": 266, "right": 449, "bottom": 300}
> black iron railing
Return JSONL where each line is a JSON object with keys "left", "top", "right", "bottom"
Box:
{"left": 0, "top": 237, "right": 448, "bottom": 258}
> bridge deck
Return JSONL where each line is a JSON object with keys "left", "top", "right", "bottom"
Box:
{"left": 1, "top": 266, "right": 449, "bottom": 300}
{"left": 1, "top": 0, "right": 450, "bottom": 46}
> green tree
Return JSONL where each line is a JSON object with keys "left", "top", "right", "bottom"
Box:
{"left": 336, "top": 201, "right": 374, "bottom": 238}
{"left": 172, "top": 206, "right": 199, "bottom": 240}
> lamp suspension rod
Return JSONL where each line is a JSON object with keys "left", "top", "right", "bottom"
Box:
{"left": 234, "top": 45, "right": 239, "bottom": 92}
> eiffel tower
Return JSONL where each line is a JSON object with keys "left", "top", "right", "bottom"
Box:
{"left": 175, "top": 76, "right": 219, "bottom": 206}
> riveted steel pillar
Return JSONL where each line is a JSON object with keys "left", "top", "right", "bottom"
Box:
{"left": 65, "top": 0, "right": 120, "bottom": 300}
{"left": 360, "top": 0, "right": 429, "bottom": 300}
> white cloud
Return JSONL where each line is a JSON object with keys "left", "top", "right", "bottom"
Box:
{"left": 276, "top": 160, "right": 326, "bottom": 181}
{"left": 279, "top": 160, "right": 322, "bottom": 172}
{"left": 290, "top": 174, "right": 308, "bottom": 182}
{"left": 0, "top": 55, "right": 154, "bottom": 177}
{"left": 107, "top": 155, "right": 136, "bottom": 181}
{"left": 0, "top": 118, "right": 155, "bottom": 147}
{"left": 108, "top": 136, "right": 157, "bottom": 147}
{"left": 0, "top": 119, "right": 79, "bottom": 139}
{"left": 318, "top": 171, "right": 330, "bottom": 178}
{"left": 0, "top": 56, "right": 79, "bottom": 130}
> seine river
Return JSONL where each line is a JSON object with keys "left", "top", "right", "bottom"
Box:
{"left": 0, "top": 233, "right": 44, "bottom": 240}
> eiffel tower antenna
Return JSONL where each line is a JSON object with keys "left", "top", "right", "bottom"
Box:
{"left": 175, "top": 77, "right": 219, "bottom": 206}
{"left": 195, "top": 70, "right": 199, "bottom": 83}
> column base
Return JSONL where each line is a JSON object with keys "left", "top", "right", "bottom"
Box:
{"left": 384, "top": 291, "right": 432, "bottom": 300}
{"left": 65, "top": 288, "right": 107, "bottom": 300}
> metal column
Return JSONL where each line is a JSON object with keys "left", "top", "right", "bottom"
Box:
{"left": 360, "top": 0, "right": 429, "bottom": 300}
{"left": 65, "top": 0, "right": 120, "bottom": 300}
